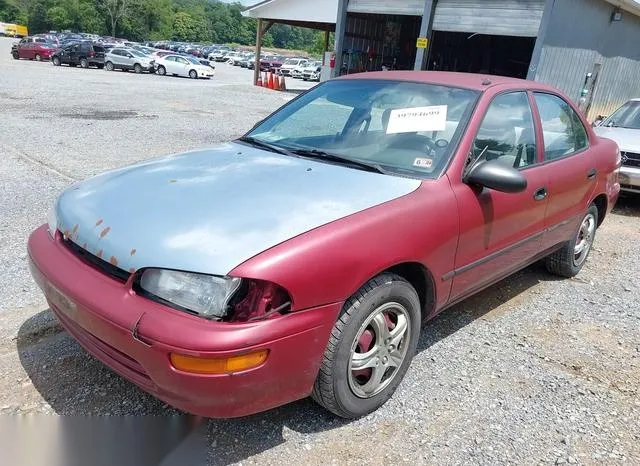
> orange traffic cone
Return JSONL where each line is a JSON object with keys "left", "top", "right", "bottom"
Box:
{"left": 263, "top": 72, "right": 268, "bottom": 87}
{"left": 279, "top": 75, "right": 286, "bottom": 91}
{"left": 256, "top": 75, "right": 263, "bottom": 87}
{"left": 268, "top": 72, "right": 275, "bottom": 90}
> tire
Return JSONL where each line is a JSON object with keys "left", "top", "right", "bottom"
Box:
{"left": 134, "top": 63, "right": 142, "bottom": 74}
{"left": 105, "top": 61, "right": 114, "bottom": 71}
{"left": 52, "top": 56, "right": 61, "bottom": 66}
{"left": 545, "top": 204, "right": 598, "bottom": 278}
{"left": 35, "top": 54, "right": 41, "bottom": 61}
{"left": 157, "top": 65, "right": 166, "bottom": 76}
{"left": 80, "top": 58, "right": 89, "bottom": 69}
{"left": 12, "top": 52, "right": 19, "bottom": 59}
{"left": 189, "top": 69, "right": 197, "bottom": 79}
{"left": 312, "top": 273, "right": 421, "bottom": 418}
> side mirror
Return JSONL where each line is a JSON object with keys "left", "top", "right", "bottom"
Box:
{"left": 592, "top": 115, "right": 606, "bottom": 127}
{"left": 464, "top": 160, "right": 527, "bottom": 193}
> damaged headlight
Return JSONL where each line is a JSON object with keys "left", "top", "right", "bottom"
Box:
{"left": 139, "top": 269, "right": 241, "bottom": 319}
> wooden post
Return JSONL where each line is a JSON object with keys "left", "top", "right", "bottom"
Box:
{"left": 323, "top": 29, "right": 330, "bottom": 59}
{"left": 254, "top": 18, "right": 263, "bottom": 85}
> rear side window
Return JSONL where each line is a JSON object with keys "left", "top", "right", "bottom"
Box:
{"left": 533, "top": 93, "right": 589, "bottom": 160}
{"left": 94, "top": 46, "right": 105, "bottom": 53}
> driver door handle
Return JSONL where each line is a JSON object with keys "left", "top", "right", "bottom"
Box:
{"left": 533, "top": 187, "right": 548, "bottom": 201}
{"left": 587, "top": 168, "right": 597, "bottom": 179}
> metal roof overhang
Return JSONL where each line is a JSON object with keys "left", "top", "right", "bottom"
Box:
{"left": 242, "top": 0, "right": 338, "bottom": 30}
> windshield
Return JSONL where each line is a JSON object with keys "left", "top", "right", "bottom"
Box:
{"left": 604, "top": 101, "right": 640, "bottom": 129}
{"left": 245, "top": 79, "right": 479, "bottom": 178}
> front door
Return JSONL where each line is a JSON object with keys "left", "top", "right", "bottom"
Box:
{"left": 448, "top": 91, "right": 549, "bottom": 302}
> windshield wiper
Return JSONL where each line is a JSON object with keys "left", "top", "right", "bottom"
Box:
{"left": 237, "top": 136, "right": 293, "bottom": 156}
{"left": 288, "top": 148, "right": 386, "bottom": 174}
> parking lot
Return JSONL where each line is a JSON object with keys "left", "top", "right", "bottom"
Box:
{"left": 1, "top": 35, "right": 639, "bottom": 464}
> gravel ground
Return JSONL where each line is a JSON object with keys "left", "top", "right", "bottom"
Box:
{"left": 1, "top": 36, "right": 639, "bottom": 465}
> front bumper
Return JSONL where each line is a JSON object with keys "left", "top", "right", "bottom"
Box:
{"left": 27, "top": 225, "right": 341, "bottom": 418}
{"left": 619, "top": 166, "right": 640, "bottom": 193}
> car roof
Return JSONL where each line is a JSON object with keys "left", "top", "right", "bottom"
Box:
{"left": 338, "top": 71, "right": 560, "bottom": 92}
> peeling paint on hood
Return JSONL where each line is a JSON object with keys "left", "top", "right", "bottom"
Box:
{"left": 55, "top": 142, "right": 422, "bottom": 275}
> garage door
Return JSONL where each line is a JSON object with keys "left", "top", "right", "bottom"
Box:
{"left": 347, "top": 0, "right": 425, "bottom": 16}
{"left": 433, "top": 0, "right": 545, "bottom": 37}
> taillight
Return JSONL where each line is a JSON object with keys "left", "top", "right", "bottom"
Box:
{"left": 88, "top": 50, "right": 95, "bottom": 57}
{"left": 228, "top": 279, "right": 292, "bottom": 322}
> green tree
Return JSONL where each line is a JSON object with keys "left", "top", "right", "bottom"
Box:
{"left": 46, "top": 5, "right": 71, "bottom": 30}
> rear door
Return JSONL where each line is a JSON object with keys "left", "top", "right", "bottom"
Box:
{"left": 531, "top": 92, "right": 596, "bottom": 247}
{"left": 448, "top": 90, "right": 549, "bottom": 301}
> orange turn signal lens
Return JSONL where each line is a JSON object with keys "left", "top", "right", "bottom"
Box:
{"left": 170, "top": 350, "right": 268, "bottom": 374}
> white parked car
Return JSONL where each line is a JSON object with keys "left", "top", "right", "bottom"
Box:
{"left": 593, "top": 98, "right": 640, "bottom": 193}
{"left": 155, "top": 54, "right": 214, "bottom": 79}
{"left": 277, "top": 58, "right": 308, "bottom": 77}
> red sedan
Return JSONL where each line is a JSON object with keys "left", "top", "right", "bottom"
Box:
{"left": 27, "top": 71, "right": 621, "bottom": 419}
{"left": 12, "top": 41, "right": 56, "bottom": 61}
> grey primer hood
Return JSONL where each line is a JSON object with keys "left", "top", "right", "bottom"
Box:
{"left": 55, "top": 142, "right": 421, "bottom": 275}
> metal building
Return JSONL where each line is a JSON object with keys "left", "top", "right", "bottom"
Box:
{"left": 332, "top": 0, "right": 640, "bottom": 120}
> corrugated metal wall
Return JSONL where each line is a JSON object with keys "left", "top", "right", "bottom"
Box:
{"left": 432, "top": 0, "right": 545, "bottom": 37}
{"left": 347, "top": 0, "right": 424, "bottom": 16}
{"left": 535, "top": 0, "right": 640, "bottom": 119}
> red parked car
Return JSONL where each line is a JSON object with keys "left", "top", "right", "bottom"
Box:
{"left": 27, "top": 71, "right": 621, "bottom": 419}
{"left": 12, "top": 38, "right": 57, "bottom": 61}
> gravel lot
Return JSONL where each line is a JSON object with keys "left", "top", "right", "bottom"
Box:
{"left": 1, "top": 36, "right": 639, "bottom": 465}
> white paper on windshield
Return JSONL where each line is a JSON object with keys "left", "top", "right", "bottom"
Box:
{"left": 386, "top": 105, "right": 448, "bottom": 134}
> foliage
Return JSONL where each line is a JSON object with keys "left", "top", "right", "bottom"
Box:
{"left": 0, "top": 0, "right": 332, "bottom": 55}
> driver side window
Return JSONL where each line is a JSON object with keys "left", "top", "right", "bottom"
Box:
{"left": 473, "top": 91, "right": 537, "bottom": 169}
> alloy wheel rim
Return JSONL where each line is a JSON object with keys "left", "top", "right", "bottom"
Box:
{"left": 573, "top": 213, "right": 595, "bottom": 266}
{"left": 348, "top": 302, "right": 411, "bottom": 399}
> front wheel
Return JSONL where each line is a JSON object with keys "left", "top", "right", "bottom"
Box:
{"left": 52, "top": 56, "right": 61, "bottom": 66}
{"left": 545, "top": 204, "right": 598, "bottom": 278}
{"left": 80, "top": 58, "right": 88, "bottom": 69}
{"left": 134, "top": 63, "right": 142, "bottom": 74}
{"left": 189, "top": 69, "right": 197, "bottom": 79}
{"left": 157, "top": 65, "right": 166, "bottom": 76}
{"left": 312, "top": 273, "right": 421, "bottom": 418}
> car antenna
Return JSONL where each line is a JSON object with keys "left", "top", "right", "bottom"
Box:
{"left": 481, "top": 78, "right": 492, "bottom": 86}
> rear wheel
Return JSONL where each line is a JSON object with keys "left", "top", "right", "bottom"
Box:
{"left": 312, "top": 273, "right": 421, "bottom": 418}
{"left": 157, "top": 65, "right": 166, "bottom": 76}
{"left": 12, "top": 52, "right": 18, "bottom": 59}
{"left": 545, "top": 204, "right": 598, "bottom": 278}
{"left": 134, "top": 63, "right": 142, "bottom": 74}
{"left": 105, "top": 61, "right": 114, "bottom": 71}
{"left": 52, "top": 56, "right": 61, "bottom": 66}
{"left": 35, "top": 54, "right": 41, "bottom": 61}
{"left": 189, "top": 69, "right": 197, "bottom": 79}
{"left": 80, "top": 58, "right": 88, "bottom": 68}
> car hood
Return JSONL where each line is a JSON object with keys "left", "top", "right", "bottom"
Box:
{"left": 55, "top": 142, "right": 421, "bottom": 275}
{"left": 594, "top": 126, "right": 640, "bottom": 152}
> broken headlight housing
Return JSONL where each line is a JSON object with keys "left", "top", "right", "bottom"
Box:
{"left": 139, "top": 269, "right": 241, "bottom": 319}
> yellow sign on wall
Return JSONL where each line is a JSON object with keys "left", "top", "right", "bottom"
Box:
{"left": 416, "top": 37, "right": 428, "bottom": 49}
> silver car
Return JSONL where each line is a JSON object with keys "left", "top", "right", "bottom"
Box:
{"left": 594, "top": 98, "right": 640, "bottom": 193}
{"left": 104, "top": 48, "right": 155, "bottom": 73}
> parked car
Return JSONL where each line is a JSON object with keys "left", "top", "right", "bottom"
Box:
{"left": 155, "top": 54, "right": 214, "bottom": 79}
{"left": 51, "top": 42, "right": 106, "bottom": 68}
{"left": 298, "top": 61, "right": 322, "bottom": 79}
{"left": 302, "top": 64, "right": 321, "bottom": 82}
{"left": 259, "top": 57, "right": 283, "bottom": 73}
{"left": 209, "top": 49, "right": 231, "bottom": 61}
{"left": 27, "top": 71, "right": 620, "bottom": 420}
{"left": 291, "top": 60, "right": 319, "bottom": 79}
{"left": 11, "top": 39, "right": 56, "bottom": 61}
{"left": 593, "top": 98, "right": 640, "bottom": 193}
{"left": 104, "top": 48, "right": 155, "bottom": 73}
{"left": 277, "top": 57, "right": 308, "bottom": 76}
{"left": 299, "top": 61, "right": 321, "bottom": 80}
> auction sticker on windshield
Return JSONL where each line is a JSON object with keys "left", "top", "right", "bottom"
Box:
{"left": 386, "top": 105, "right": 447, "bottom": 134}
